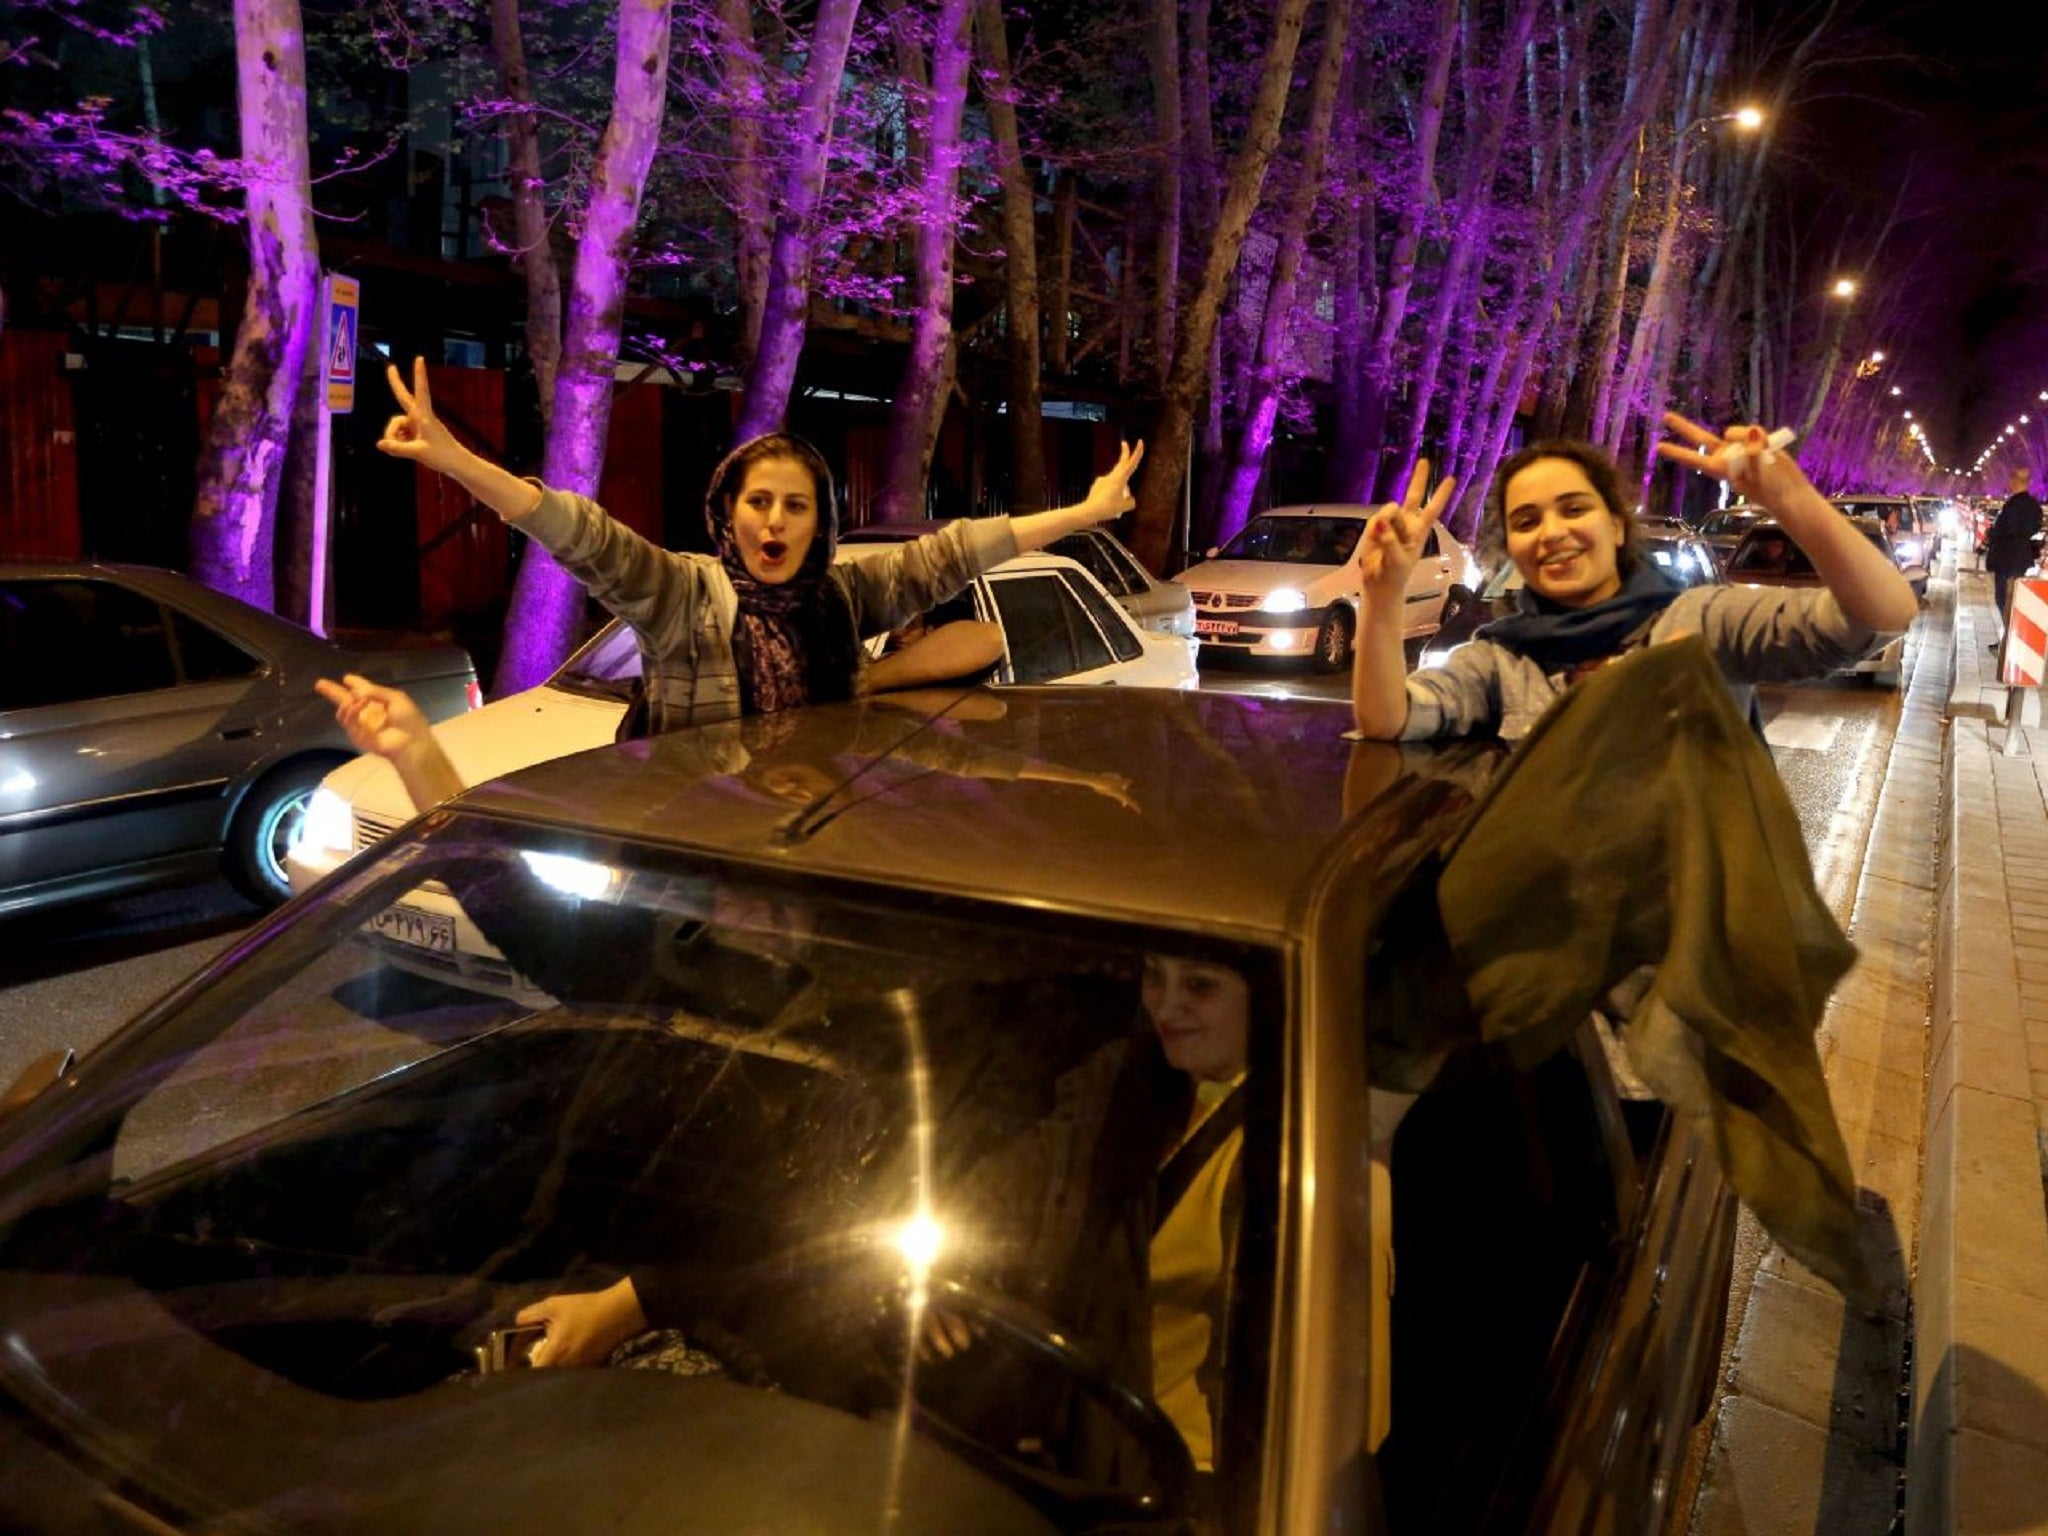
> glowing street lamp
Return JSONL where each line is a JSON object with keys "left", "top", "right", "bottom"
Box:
{"left": 1733, "top": 105, "right": 1766, "bottom": 131}
{"left": 1831, "top": 278, "right": 1859, "bottom": 300}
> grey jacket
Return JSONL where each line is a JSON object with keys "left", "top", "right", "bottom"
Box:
{"left": 517, "top": 488, "right": 1020, "bottom": 735}
{"left": 1401, "top": 584, "right": 1893, "bottom": 742}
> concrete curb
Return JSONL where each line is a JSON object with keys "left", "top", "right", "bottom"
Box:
{"left": 1908, "top": 567, "right": 2048, "bottom": 1535}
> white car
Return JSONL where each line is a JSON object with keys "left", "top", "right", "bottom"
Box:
{"left": 288, "top": 549, "right": 1195, "bottom": 901}
{"left": 1173, "top": 505, "right": 1480, "bottom": 670}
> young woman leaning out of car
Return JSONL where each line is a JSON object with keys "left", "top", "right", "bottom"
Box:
{"left": 374, "top": 358, "right": 1141, "bottom": 739}
{"left": 1348, "top": 415, "right": 1920, "bottom": 743}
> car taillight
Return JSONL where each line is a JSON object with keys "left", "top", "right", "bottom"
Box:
{"left": 466, "top": 681, "right": 484, "bottom": 711}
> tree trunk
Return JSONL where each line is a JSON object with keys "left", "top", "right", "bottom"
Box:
{"left": 733, "top": 0, "right": 864, "bottom": 440}
{"left": 716, "top": 0, "right": 771, "bottom": 371}
{"left": 1213, "top": 1, "right": 1351, "bottom": 542}
{"left": 1392, "top": 0, "right": 1542, "bottom": 483}
{"left": 1145, "top": 0, "right": 1184, "bottom": 382}
{"left": 877, "top": 0, "right": 976, "bottom": 522}
{"left": 491, "top": 0, "right": 564, "bottom": 429}
{"left": 974, "top": 0, "right": 1046, "bottom": 510}
{"left": 189, "top": 0, "right": 319, "bottom": 611}
{"left": 496, "top": 0, "right": 675, "bottom": 694}
{"left": 1344, "top": 0, "right": 1459, "bottom": 500}
{"left": 1129, "top": 0, "right": 1311, "bottom": 571}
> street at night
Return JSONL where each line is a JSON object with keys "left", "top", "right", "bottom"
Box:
{"left": 9, "top": 0, "right": 2048, "bottom": 1529}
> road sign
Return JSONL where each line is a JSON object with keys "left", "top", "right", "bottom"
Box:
{"left": 2000, "top": 577, "right": 2048, "bottom": 688}
{"left": 323, "top": 274, "right": 359, "bottom": 414}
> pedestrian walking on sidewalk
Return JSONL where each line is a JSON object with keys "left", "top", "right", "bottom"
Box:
{"left": 1985, "top": 466, "right": 2044, "bottom": 643}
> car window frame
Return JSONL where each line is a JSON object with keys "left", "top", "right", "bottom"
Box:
{"left": 0, "top": 575, "right": 184, "bottom": 713}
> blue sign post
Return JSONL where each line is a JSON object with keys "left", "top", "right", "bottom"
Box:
{"left": 308, "top": 274, "right": 360, "bottom": 634}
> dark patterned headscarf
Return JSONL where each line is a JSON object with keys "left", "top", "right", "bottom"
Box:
{"left": 703, "top": 434, "right": 860, "bottom": 715}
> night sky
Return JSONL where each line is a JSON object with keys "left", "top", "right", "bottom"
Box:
{"left": 1782, "top": 0, "right": 2048, "bottom": 478}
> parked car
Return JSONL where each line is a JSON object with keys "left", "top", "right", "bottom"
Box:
{"left": 287, "top": 549, "right": 1195, "bottom": 902}
{"left": 842, "top": 522, "right": 1196, "bottom": 639}
{"left": 0, "top": 562, "right": 478, "bottom": 913}
{"left": 1697, "top": 505, "right": 1768, "bottom": 570}
{"left": 1172, "top": 506, "right": 1479, "bottom": 672}
{"left": 0, "top": 686, "right": 1736, "bottom": 1535}
{"left": 1829, "top": 495, "right": 1931, "bottom": 594}
{"left": 1722, "top": 516, "right": 1908, "bottom": 684}
{"left": 1419, "top": 517, "right": 1725, "bottom": 668}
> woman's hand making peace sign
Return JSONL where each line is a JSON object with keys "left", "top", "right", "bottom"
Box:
{"left": 376, "top": 357, "right": 468, "bottom": 478}
{"left": 1353, "top": 460, "right": 1457, "bottom": 602}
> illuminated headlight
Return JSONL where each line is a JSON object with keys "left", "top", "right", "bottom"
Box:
{"left": 520, "top": 851, "right": 618, "bottom": 901}
{"left": 1269, "top": 632, "right": 1299, "bottom": 651}
{"left": 1895, "top": 540, "right": 1922, "bottom": 564}
{"left": 296, "top": 787, "right": 354, "bottom": 857}
{"left": 1265, "top": 588, "right": 1309, "bottom": 614}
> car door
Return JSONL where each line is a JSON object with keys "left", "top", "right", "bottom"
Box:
{"left": 0, "top": 576, "right": 273, "bottom": 900}
{"left": 1401, "top": 528, "right": 1457, "bottom": 633}
{"left": 981, "top": 568, "right": 1130, "bottom": 684}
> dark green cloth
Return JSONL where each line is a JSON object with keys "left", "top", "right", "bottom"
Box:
{"left": 1431, "top": 636, "right": 1875, "bottom": 1303}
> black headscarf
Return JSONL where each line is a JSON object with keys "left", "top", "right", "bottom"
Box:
{"left": 1475, "top": 557, "right": 1682, "bottom": 675}
{"left": 704, "top": 435, "right": 861, "bottom": 718}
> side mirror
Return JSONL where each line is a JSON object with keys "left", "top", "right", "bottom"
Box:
{"left": 0, "top": 1047, "right": 74, "bottom": 1126}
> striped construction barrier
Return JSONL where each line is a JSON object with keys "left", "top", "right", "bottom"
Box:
{"left": 2000, "top": 576, "right": 2048, "bottom": 688}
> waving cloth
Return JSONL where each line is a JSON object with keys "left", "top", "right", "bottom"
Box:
{"left": 703, "top": 437, "right": 861, "bottom": 717}
{"left": 1475, "top": 557, "right": 1682, "bottom": 675}
{"left": 1428, "top": 636, "right": 1875, "bottom": 1303}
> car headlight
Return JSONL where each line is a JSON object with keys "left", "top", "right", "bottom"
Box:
{"left": 1895, "top": 540, "right": 1922, "bottom": 564}
{"left": 295, "top": 787, "right": 353, "bottom": 858}
{"left": 1265, "top": 588, "right": 1309, "bottom": 614}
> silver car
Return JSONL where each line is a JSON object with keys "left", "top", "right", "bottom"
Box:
{"left": 0, "top": 562, "right": 477, "bottom": 911}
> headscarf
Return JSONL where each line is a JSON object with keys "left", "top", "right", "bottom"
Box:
{"left": 1475, "top": 557, "right": 1681, "bottom": 676}
{"left": 703, "top": 434, "right": 860, "bottom": 717}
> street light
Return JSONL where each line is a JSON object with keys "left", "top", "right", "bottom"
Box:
{"left": 1832, "top": 278, "right": 1858, "bottom": 300}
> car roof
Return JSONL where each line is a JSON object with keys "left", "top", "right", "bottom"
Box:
{"left": 1251, "top": 505, "right": 1373, "bottom": 520}
{"left": 449, "top": 688, "right": 1496, "bottom": 944}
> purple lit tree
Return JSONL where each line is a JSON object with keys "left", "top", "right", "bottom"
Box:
{"left": 729, "top": 0, "right": 864, "bottom": 442}
{"left": 187, "top": 0, "right": 319, "bottom": 611}
{"left": 873, "top": 0, "right": 977, "bottom": 522}
{"left": 494, "top": 0, "right": 674, "bottom": 694}
{"left": 1127, "top": 0, "right": 1309, "bottom": 571}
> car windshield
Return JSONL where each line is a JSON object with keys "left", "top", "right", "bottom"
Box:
{"left": 1216, "top": 515, "right": 1364, "bottom": 565}
{"left": 1701, "top": 509, "right": 1760, "bottom": 538}
{"left": 1641, "top": 536, "right": 1718, "bottom": 587}
{"left": 550, "top": 620, "right": 642, "bottom": 700}
{"left": 0, "top": 816, "right": 1279, "bottom": 1533}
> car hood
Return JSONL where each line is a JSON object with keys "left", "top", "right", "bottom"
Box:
{"left": 1174, "top": 559, "right": 1346, "bottom": 599}
{"left": 325, "top": 684, "right": 624, "bottom": 823}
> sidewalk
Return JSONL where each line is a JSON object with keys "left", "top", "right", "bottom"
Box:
{"left": 1690, "top": 558, "right": 2048, "bottom": 1535}
{"left": 1910, "top": 563, "right": 2048, "bottom": 1535}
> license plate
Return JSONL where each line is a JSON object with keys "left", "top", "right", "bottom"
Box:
{"left": 369, "top": 904, "right": 456, "bottom": 954}
{"left": 1194, "top": 617, "right": 1239, "bottom": 637}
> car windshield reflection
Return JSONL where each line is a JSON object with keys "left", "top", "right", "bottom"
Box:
{"left": 0, "top": 817, "right": 1278, "bottom": 1532}
{"left": 1216, "top": 516, "right": 1364, "bottom": 565}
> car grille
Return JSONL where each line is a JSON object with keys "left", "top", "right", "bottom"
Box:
{"left": 354, "top": 811, "right": 406, "bottom": 853}
{"left": 1188, "top": 591, "right": 1262, "bottom": 610}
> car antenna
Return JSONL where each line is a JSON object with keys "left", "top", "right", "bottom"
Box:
{"left": 775, "top": 685, "right": 979, "bottom": 848}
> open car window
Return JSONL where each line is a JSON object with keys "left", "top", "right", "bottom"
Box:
{"left": 0, "top": 818, "right": 1282, "bottom": 1535}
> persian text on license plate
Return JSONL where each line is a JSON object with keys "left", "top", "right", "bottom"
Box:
{"left": 369, "top": 904, "right": 456, "bottom": 954}
{"left": 1194, "top": 617, "right": 1239, "bottom": 638}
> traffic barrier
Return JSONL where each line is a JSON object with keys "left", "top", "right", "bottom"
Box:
{"left": 1997, "top": 576, "right": 2048, "bottom": 688}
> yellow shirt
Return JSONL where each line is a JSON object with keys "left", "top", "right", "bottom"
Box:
{"left": 1148, "top": 1077, "right": 1243, "bottom": 1471}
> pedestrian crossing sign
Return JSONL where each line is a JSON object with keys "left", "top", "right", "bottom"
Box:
{"left": 323, "top": 274, "right": 359, "bottom": 413}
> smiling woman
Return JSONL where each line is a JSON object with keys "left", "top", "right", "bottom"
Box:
{"left": 1347, "top": 418, "right": 1919, "bottom": 742}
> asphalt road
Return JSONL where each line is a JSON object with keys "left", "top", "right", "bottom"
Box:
{"left": 0, "top": 646, "right": 1901, "bottom": 1092}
